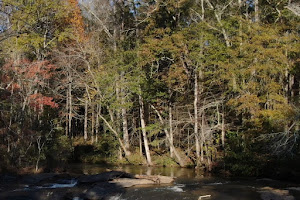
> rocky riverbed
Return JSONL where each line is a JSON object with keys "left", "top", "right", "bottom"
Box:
{"left": 0, "top": 171, "right": 174, "bottom": 200}
{"left": 1, "top": 166, "right": 300, "bottom": 200}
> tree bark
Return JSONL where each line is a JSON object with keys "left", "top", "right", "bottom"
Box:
{"left": 99, "top": 113, "right": 129, "bottom": 157}
{"left": 254, "top": 0, "right": 259, "bottom": 23}
{"left": 151, "top": 104, "right": 186, "bottom": 167}
{"left": 200, "top": 110, "right": 205, "bottom": 163}
{"left": 139, "top": 93, "right": 152, "bottom": 166}
{"left": 122, "top": 106, "right": 130, "bottom": 155}
{"left": 121, "top": 72, "right": 131, "bottom": 155}
{"left": 65, "top": 86, "right": 69, "bottom": 136}
{"left": 68, "top": 78, "right": 72, "bottom": 137}
{"left": 95, "top": 104, "right": 100, "bottom": 143}
{"left": 169, "top": 104, "right": 174, "bottom": 158}
{"left": 194, "top": 69, "right": 201, "bottom": 166}
{"left": 221, "top": 111, "right": 225, "bottom": 149}
{"left": 91, "top": 105, "right": 95, "bottom": 143}
{"left": 84, "top": 98, "right": 88, "bottom": 141}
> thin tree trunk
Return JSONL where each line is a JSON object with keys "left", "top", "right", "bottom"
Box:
{"left": 91, "top": 105, "right": 95, "bottom": 143}
{"left": 133, "top": 114, "right": 143, "bottom": 156}
{"left": 68, "top": 78, "right": 72, "bottom": 137}
{"left": 95, "top": 104, "right": 100, "bottom": 143}
{"left": 139, "top": 93, "right": 152, "bottom": 166}
{"left": 66, "top": 88, "right": 69, "bottom": 136}
{"left": 169, "top": 104, "right": 174, "bottom": 158}
{"left": 122, "top": 106, "right": 131, "bottom": 155}
{"left": 121, "top": 72, "right": 130, "bottom": 155}
{"left": 200, "top": 111, "right": 205, "bottom": 163}
{"left": 254, "top": 0, "right": 259, "bottom": 23}
{"left": 84, "top": 98, "right": 88, "bottom": 141}
{"left": 151, "top": 104, "right": 186, "bottom": 167}
{"left": 99, "top": 113, "right": 129, "bottom": 156}
{"left": 221, "top": 112, "right": 225, "bottom": 149}
{"left": 290, "top": 74, "right": 294, "bottom": 99}
{"left": 113, "top": 0, "right": 118, "bottom": 53}
{"left": 205, "top": 0, "right": 231, "bottom": 47}
{"left": 194, "top": 68, "right": 200, "bottom": 166}
{"left": 205, "top": 143, "right": 212, "bottom": 171}
{"left": 285, "top": 68, "right": 289, "bottom": 102}
{"left": 139, "top": 131, "right": 143, "bottom": 156}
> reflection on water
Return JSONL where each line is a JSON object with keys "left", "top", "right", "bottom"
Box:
{"left": 68, "top": 163, "right": 199, "bottom": 178}
{"left": 67, "top": 164, "right": 300, "bottom": 200}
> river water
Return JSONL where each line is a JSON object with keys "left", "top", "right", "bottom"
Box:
{"left": 67, "top": 164, "right": 300, "bottom": 200}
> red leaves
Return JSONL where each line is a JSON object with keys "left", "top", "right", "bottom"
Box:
{"left": 29, "top": 93, "right": 59, "bottom": 109}
{"left": 3, "top": 60, "right": 57, "bottom": 85}
{"left": 2, "top": 59, "right": 59, "bottom": 111}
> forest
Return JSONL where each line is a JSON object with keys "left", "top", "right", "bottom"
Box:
{"left": 0, "top": 0, "right": 299, "bottom": 177}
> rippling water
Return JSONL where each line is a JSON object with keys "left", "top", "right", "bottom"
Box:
{"left": 66, "top": 164, "right": 300, "bottom": 200}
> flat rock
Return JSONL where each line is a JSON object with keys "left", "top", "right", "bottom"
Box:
{"left": 78, "top": 171, "right": 134, "bottom": 184}
{"left": 85, "top": 182, "right": 125, "bottom": 200}
{"left": 110, "top": 178, "right": 156, "bottom": 188}
{"left": 259, "top": 187, "right": 295, "bottom": 200}
{"left": 21, "top": 173, "right": 57, "bottom": 185}
{"left": 135, "top": 175, "right": 174, "bottom": 184}
{"left": 110, "top": 175, "right": 174, "bottom": 188}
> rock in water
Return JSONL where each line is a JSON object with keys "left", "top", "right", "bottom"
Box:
{"left": 110, "top": 178, "right": 156, "bottom": 188}
{"left": 134, "top": 175, "right": 174, "bottom": 184}
{"left": 78, "top": 171, "right": 134, "bottom": 184}
{"left": 85, "top": 182, "right": 125, "bottom": 200}
{"left": 110, "top": 175, "right": 175, "bottom": 187}
{"left": 258, "top": 187, "right": 295, "bottom": 200}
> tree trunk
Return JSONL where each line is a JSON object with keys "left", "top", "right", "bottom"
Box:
{"left": 254, "top": 0, "right": 259, "bottom": 23}
{"left": 68, "top": 80, "right": 72, "bottom": 137}
{"left": 139, "top": 93, "right": 152, "bottom": 166}
{"left": 139, "top": 131, "right": 143, "bottom": 156}
{"left": 122, "top": 106, "right": 131, "bottom": 155}
{"left": 95, "top": 104, "right": 100, "bottom": 143}
{"left": 91, "top": 105, "right": 95, "bottom": 143}
{"left": 289, "top": 74, "right": 294, "bottom": 99}
{"left": 169, "top": 104, "right": 174, "bottom": 158}
{"left": 200, "top": 110, "right": 205, "bottom": 163}
{"left": 221, "top": 111, "right": 225, "bottom": 149}
{"left": 84, "top": 98, "right": 88, "bottom": 141}
{"left": 150, "top": 104, "right": 186, "bottom": 167}
{"left": 65, "top": 87, "right": 69, "bottom": 136}
{"left": 121, "top": 72, "right": 130, "bottom": 155}
{"left": 66, "top": 71, "right": 72, "bottom": 137}
{"left": 194, "top": 69, "right": 201, "bottom": 166}
{"left": 99, "top": 112, "right": 129, "bottom": 157}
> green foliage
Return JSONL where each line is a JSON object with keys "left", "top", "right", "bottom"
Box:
{"left": 2, "top": 0, "right": 74, "bottom": 60}
{"left": 47, "top": 135, "right": 73, "bottom": 163}
{"left": 152, "top": 155, "right": 178, "bottom": 167}
{"left": 225, "top": 150, "right": 266, "bottom": 176}
{"left": 117, "top": 152, "right": 146, "bottom": 165}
